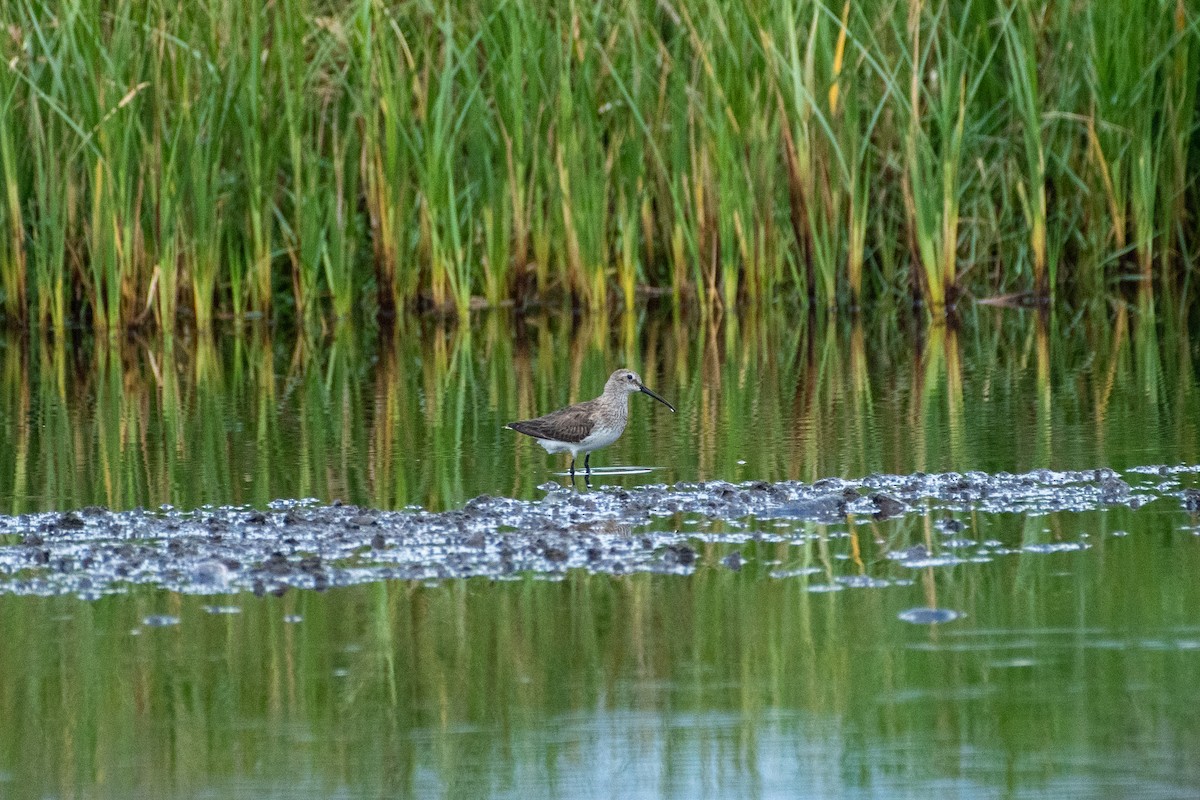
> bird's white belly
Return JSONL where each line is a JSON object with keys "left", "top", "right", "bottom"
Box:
{"left": 536, "top": 439, "right": 571, "bottom": 455}
{"left": 536, "top": 424, "right": 625, "bottom": 456}
{"left": 578, "top": 425, "right": 625, "bottom": 452}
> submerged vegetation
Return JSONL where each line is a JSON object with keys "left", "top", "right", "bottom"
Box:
{"left": 0, "top": 0, "right": 1197, "bottom": 330}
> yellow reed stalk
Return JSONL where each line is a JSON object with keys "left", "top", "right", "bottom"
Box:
{"left": 829, "top": 0, "right": 850, "bottom": 115}
{"left": 555, "top": 144, "right": 585, "bottom": 302}
{"left": 1086, "top": 112, "right": 1124, "bottom": 249}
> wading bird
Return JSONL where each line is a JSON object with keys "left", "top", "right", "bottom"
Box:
{"left": 505, "top": 369, "right": 675, "bottom": 479}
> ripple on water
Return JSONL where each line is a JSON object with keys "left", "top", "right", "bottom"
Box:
{"left": 767, "top": 566, "right": 823, "bottom": 579}
{"left": 1022, "top": 541, "right": 1090, "bottom": 554}
{"left": 898, "top": 608, "right": 965, "bottom": 625}
{"left": 836, "top": 575, "right": 891, "bottom": 589}
{"left": 202, "top": 605, "right": 241, "bottom": 615}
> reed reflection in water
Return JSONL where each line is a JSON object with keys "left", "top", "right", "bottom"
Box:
{"left": 1, "top": 301, "right": 1199, "bottom": 514}
{"left": 2, "top": 502, "right": 1199, "bottom": 799}
{"left": 2, "top": 301, "right": 1200, "bottom": 798}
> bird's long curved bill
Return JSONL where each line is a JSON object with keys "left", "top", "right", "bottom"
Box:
{"left": 639, "top": 384, "right": 676, "bottom": 412}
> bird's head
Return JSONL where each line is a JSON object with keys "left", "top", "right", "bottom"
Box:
{"left": 607, "top": 369, "right": 675, "bottom": 412}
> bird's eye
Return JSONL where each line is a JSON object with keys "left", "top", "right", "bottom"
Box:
{"left": 626, "top": 373, "right": 635, "bottom": 381}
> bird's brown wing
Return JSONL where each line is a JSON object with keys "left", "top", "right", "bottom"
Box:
{"left": 505, "top": 401, "right": 596, "bottom": 444}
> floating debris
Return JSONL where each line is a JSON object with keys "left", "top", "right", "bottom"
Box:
{"left": 936, "top": 517, "right": 967, "bottom": 534}
{"left": 0, "top": 465, "right": 1189, "bottom": 598}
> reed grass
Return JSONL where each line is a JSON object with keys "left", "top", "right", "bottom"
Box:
{"left": 0, "top": 0, "right": 1198, "bottom": 329}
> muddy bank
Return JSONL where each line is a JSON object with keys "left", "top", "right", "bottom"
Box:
{"left": 1, "top": 466, "right": 1197, "bottom": 598}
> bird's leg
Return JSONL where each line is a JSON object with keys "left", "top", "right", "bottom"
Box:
{"left": 584, "top": 453, "right": 591, "bottom": 476}
{"left": 569, "top": 456, "right": 576, "bottom": 479}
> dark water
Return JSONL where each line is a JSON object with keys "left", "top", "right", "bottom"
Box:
{"left": 2, "top": 303, "right": 1200, "bottom": 798}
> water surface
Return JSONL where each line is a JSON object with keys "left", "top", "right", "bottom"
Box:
{"left": 2, "top": 304, "right": 1199, "bottom": 798}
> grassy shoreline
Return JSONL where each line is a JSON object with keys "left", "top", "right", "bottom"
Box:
{"left": 0, "top": 0, "right": 1197, "bottom": 330}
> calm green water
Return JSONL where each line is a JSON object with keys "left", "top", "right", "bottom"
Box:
{"left": 2, "top": 303, "right": 1200, "bottom": 798}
